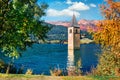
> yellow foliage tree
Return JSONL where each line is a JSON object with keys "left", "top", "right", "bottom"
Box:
{"left": 94, "top": 0, "right": 120, "bottom": 57}
{"left": 93, "top": 0, "right": 120, "bottom": 76}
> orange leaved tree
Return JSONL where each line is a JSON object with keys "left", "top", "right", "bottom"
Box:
{"left": 93, "top": 0, "right": 120, "bottom": 76}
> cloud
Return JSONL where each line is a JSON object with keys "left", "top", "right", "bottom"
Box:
{"left": 47, "top": 1, "right": 90, "bottom": 18}
{"left": 68, "top": 2, "right": 90, "bottom": 11}
{"left": 47, "top": 9, "right": 80, "bottom": 17}
{"left": 90, "top": 3, "right": 96, "bottom": 7}
{"left": 66, "top": 0, "right": 72, "bottom": 4}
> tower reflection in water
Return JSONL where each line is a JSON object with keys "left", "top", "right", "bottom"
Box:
{"left": 67, "top": 49, "right": 81, "bottom": 73}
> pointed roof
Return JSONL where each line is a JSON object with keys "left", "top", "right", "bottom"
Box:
{"left": 70, "top": 14, "right": 79, "bottom": 27}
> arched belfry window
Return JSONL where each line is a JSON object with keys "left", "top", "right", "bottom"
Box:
{"left": 69, "top": 29, "right": 72, "bottom": 33}
{"left": 76, "top": 29, "right": 78, "bottom": 33}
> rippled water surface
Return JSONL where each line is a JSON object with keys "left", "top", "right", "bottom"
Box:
{"left": 0, "top": 43, "right": 100, "bottom": 75}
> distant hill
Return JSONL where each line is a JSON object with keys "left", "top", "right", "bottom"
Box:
{"left": 46, "top": 25, "right": 68, "bottom": 40}
{"left": 46, "top": 22, "right": 93, "bottom": 41}
{"left": 46, "top": 19, "right": 99, "bottom": 31}
{"left": 45, "top": 19, "right": 98, "bottom": 40}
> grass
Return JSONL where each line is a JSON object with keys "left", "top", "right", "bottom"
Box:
{"left": 0, "top": 73, "right": 120, "bottom": 80}
{"left": 90, "top": 76, "right": 120, "bottom": 80}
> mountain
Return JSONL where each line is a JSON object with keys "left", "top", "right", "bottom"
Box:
{"left": 46, "top": 19, "right": 99, "bottom": 31}
{"left": 45, "top": 20, "right": 95, "bottom": 41}
{"left": 46, "top": 25, "right": 68, "bottom": 40}
{"left": 78, "top": 19, "right": 99, "bottom": 31}
{"left": 46, "top": 21, "right": 70, "bottom": 27}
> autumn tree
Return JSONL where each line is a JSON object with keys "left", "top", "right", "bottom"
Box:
{"left": 0, "top": 0, "right": 49, "bottom": 59}
{"left": 93, "top": 0, "right": 120, "bottom": 76}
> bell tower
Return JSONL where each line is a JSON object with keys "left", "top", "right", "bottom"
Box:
{"left": 68, "top": 14, "right": 80, "bottom": 50}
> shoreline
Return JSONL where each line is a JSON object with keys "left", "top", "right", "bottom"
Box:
{"left": 0, "top": 73, "right": 119, "bottom": 80}
{"left": 38, "top": 38, "right": 94, "bottom": 44}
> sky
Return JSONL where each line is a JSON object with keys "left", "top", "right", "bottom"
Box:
{"left": 38, "top": 0, "right": 104, "bottom": 21}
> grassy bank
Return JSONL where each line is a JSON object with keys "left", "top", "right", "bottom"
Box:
{"left": 0, "top": 74, "right": 120, "bottom": 80}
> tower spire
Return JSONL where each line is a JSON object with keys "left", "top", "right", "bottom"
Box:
{"left": 70, "top": 14, "right": 79, "bottom": 27}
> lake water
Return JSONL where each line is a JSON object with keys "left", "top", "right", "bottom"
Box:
{"left": 0, "top": 43, "right": 100, "bottom": 75}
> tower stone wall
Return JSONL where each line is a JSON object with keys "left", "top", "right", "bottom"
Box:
{"left": 68, "top": 27, "right": 74, "bottom": 50}
{"left": 74, "top": 27, "right": 80, "bottom": 49}
{"left": 68, "top": 27, "right": 80, "bottom": 50}
{"left": 68, "top": 14, "right": 80, "bottom": 50}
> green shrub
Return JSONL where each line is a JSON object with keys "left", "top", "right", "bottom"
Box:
{"left": 94, "top": 51, "right": 120, "bottom": 76}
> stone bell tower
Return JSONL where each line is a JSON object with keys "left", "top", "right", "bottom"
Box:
{"left": 68, "top": 14, "right": 80, "bottom": 50}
